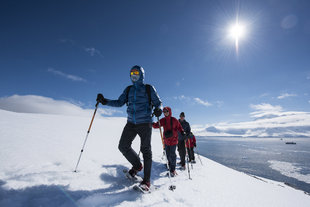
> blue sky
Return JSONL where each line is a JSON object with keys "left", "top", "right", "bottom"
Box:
{"left": 1, "top": 0, "right": 310, "bottom": 127}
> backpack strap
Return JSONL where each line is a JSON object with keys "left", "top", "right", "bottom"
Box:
{"left": 125, "top": 85, "right": 132, "bottom": 106}
{"left": 165, "top": 117, "right": 173, "bottom": 130}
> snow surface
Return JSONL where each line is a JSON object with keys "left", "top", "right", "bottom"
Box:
{"left": 0, "top": 109, "right": 310, "bottom": 207}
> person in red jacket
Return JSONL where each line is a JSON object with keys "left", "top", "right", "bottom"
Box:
{"left": 185, "top": 132, "right": 197, "bottom": 163}
{"left": 153, "top": 107, "right": 185, "bottom": 177}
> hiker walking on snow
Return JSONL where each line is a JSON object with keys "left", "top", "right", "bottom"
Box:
{"left": 96, "top": 65, "right": 162, "bottom": 191}
{"left": 185, "top": 132, "right": 197, "bottom": 163}
{"left": 153, "top": 107, "right": 185, "bottom": 177}
{"left": 178, "top": 112, "right": 191, "bottom": 170}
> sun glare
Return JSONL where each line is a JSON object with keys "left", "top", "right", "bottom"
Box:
{"left": 228, "top": 22, "right": 247, "bottom": 54}
{"left": 229, "top": 23, "right": 245, "bottom": 39}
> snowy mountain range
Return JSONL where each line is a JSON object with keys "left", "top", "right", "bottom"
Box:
{"left": 193, "top": 103, "right": 310, "bottom": 138}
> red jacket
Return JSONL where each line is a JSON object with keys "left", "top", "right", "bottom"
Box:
{"left": 153, "top": 107, "right": 184, "bottom": 146}
{"left": 185, "top": 133, "right": 196, "bottom": 148}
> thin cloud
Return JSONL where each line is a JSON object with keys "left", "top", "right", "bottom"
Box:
{"left": 259, "top": 93, "right": 269, "bottom": 98}
{"left": 85, "top": 47, "right": 104, "bottom": 58}
{"left": 173, "top": 95, "right": 191, "bottom": 101}
{"left": 250, "top": 103, "right": 283, "bottom": 118}
{"left": 173, "top": 95, "right": 213, "bottom": 107}
{"left": 194, "top": 97, "right": 212, "bottom": 107}
{"left": 0, "top": 95, "right": 122, "bottom": 117}
{"left": 59, "top": 38, "right": 76, "bottom": 46}
{"left": 277, "top": 93, "right": 297, "bottom": 99}
{"left": 48, "top": 68, "right": 87, "bottom": 82}
{"left": 60, "top": 38, "right": 104, "bottom": 58}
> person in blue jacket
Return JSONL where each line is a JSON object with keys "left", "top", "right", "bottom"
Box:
{"left": 96, "top": 65, "right": 162, "bottom": 191}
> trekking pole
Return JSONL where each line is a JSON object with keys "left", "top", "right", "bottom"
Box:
{"left": 157, "top": 117, "right": 176, "bottom": 191}
{"left": 195, "top": 148, "right": 203, "bottom": 166}
{"left": 184, "top": 140, "right": 192, "bottom": 180}
{"left": 74, "top": 102, "right": 99, "bottom": 172}
{"left": 157, "top": 119, "right": 166, "bottom": 158}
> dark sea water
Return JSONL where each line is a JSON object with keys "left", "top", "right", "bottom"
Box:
{"left": 196, "top": 137, "right": 310, "bottom": 193}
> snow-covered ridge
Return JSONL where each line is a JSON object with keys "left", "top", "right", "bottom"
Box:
{"left": 0, "top": 109, "right": 309, "bottom": 207}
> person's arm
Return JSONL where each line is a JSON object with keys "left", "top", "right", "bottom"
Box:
{"left": 152, "top": 122, "right": 159, "bottom": 128}
{"left": 105, "top": 88, "right": 128, "bottom": 107}
{"left": 185, "top": 121, "right": 191, "bottom": 135}
{"left": 152, "top": 118, "right": 164, "bottom": 129}
{"left": 176, "top": 119, "right": 186, "bottom": 135}
{"left": 150, "top": 85, "right": 162, "bottom": 109}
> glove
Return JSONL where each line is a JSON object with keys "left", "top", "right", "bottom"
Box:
{"left": 153, "top": 108, "right": 162, "bottom": 117}
{"left": 181, "top": 131, "right": 186, "bottom": 136}
{"left": 96, "top": 93, "right": 107, "bottom": 105}
{"left": 194, "top": 143, "right": 197, "bottom": 147}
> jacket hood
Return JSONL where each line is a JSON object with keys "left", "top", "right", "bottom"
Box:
{"left": 163, "top": 106, "right": 172, "bottom": 118}
{"left": 130, "top": 65, "right": 145, "bottom": 85}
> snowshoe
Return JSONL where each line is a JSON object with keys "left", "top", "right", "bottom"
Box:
{"left": 133, "top": 180, "right": 150, "bottom": 193}
{"left": 123, "top": 169, "right": 143, "bottom": 182}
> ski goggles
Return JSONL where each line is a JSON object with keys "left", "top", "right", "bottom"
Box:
{"left": 130, "top": 70, "right": 140, "bottom": 82}
{"left": 163, "top": 109, "right": 169, "bottom": 113}
{"left": 130, "top": 70, "right": 140, "bottom": 76}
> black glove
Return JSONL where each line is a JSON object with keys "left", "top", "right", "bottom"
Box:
{"left": 181, "top": 131, "right": 186, "bottom": 136}
{"left": 194, "top": 143, "right": 197, "bottom": 147}
{"left": 96, "top": 93, "right": 107, "bottom": 105}
{"left": 153, "top": 108, "right": 162, "bottom": 117}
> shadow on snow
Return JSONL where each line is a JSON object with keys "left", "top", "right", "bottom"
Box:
{"left": 0, "top": 161, "right": 168, "bottom": 207}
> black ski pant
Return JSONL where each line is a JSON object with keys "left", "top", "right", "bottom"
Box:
{"left": 165, "top": 144, "right": 177, "bottom": 172}
{"left": 118, "top": 122, "right": 152, "bottom": 182}
{"left": 177, "top": 139, "right": 186, "bottom": 166}
{"left": 186, "top": 147, "right": 195, "bottom": 161}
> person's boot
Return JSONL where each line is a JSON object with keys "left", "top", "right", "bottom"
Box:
{"left": 128, "top": 164, "right": 143, "bottom": 178}
{"left": 139, "top": 180, "right": 151, "bottom": 191}
{"left": 170, "top": 170, "right": 178, "bottom": 177}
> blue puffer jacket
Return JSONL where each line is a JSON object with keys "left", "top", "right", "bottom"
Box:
{"left": 106, "top": 67, "right": 162, "bottom": 124}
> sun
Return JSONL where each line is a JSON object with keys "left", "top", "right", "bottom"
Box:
{"left": 228, "top": 21, "right": 247, "bottom": 54}
{"left": 229, "top": 23, "right": 245, "bottom": 40}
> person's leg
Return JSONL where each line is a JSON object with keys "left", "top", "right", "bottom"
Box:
{"left": 170, "top": 145, "right": 177, "bottom": 172}
{"left": 165, "top": 145, "right": 171, "bottom": 170}
{"left": 118, "top": 122, "right": 141, "bottom": 170}
{"left": 186, "top": 147, "right": 192, "bottom": 162}
{"left": 191, "top": 147, "right": 195, "bottom": 161}
{"left": 137, "top": 123, "right": 152, "bottom": 182}
{"left": 178, "top": 139, "right": 186, "bottom": 166}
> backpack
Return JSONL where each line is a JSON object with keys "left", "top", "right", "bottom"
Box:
{"left": 125, "top": 84, "right": 152, "bottom": 107}
{"left": 188, "top": 132, "right": 194, "bottom": 139}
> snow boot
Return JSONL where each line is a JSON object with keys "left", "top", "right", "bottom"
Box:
{"left": 180, "top": 165, "right": 186, "bottom": 171}
{"left": 128, "top": 164, "right": 143, "bottom": 179}
{"left": 139, "top": 180, "right": 150, "bottom": 192}
{"left": 170, "top": 170, "right": 178, "bottom": 177}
